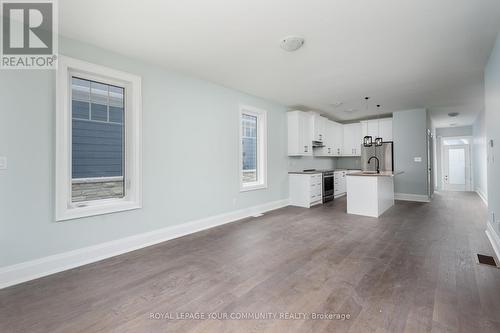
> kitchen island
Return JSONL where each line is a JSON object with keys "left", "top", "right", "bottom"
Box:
{"left": 346, "top": 171, "right": 399, "bottom": 217}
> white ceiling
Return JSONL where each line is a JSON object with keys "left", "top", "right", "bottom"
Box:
{"left": 60, "top": 0, "right": 500, "bottom": 128}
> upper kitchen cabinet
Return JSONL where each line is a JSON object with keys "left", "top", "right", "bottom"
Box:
{"left": 331, "top": 121, "right": 343, "bottom": 156}
{"left": 308, "top": 112, "right": 327, "bottom": 143}
{"left": 378, "top": 118, "right": 393, "bottom": 141}
{"left": 360, "top": 118, "right": 393, "bottom": 142}
{"left": 314, "top": 120, "right": 337, "bottom": 156}
{"left": 342, "top": 123, "right": 362, "bottom": 156}
{"left": 288, "top": 111, "right": 313, "bottom": 156}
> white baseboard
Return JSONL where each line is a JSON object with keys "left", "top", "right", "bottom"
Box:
{"left": 486, "top": 220, "right": 500, "bottom": 263}
{"left": 394, "top": 193, "right": 430, "bottom": 203}
{"left": 0, "top": 199, "right": 289, "bottom": 290}
{"left": 476, "top": 189, "right": 488, "bottom": 206}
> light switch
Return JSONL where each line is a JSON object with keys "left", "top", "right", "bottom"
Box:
{"left": 414, "top": 157, "right": 422, "bottom": 163}
{"left": 0, "top": 156, "right": 7, "bottom": 170}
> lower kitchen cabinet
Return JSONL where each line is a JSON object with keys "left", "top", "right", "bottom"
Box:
{"left": 334, "top": 171, "right": 346, "bottom": 197}
{"left": 289, "top": 173, "right": 323, "bottom": 208}
{"left": 334, "top": 170, "right": 361, "bottom": 197}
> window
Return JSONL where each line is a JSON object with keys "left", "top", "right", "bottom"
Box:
{"left": 239, "top": 105, "right": 267, "bottom": 191}
{"left": 56, "top": 56, "right": 142, "bottom": 221}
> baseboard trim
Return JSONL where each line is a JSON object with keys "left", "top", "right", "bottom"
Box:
{"left": 486, "top": 220, "right": 500, "bottom": 263}
{"left": 394, "top": 193, "right": 430, "bottom": 203}
{"left": 0, "top": 199, "right": 289, "bottom": 290}
{"left": 476, "top": 189, "right": 488, "bottom": 206}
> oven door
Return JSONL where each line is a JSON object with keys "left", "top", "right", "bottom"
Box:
{"left": 323, "top": 173, "right": 334, "bottom": 199}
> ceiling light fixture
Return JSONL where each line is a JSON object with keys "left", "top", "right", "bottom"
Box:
{"left": 363, "top": 97, "right": 373, "bottom": 147}
{"left": 450, "top": 123, "right": 457, "bottom": 127}
{"left": 448, "top": 112, "right": 460, "bottom": 117}
{"left": 374, "top": 104, "right": 383, "bottom": 146}
{"left": 280, "top": 36, "right": 305, "bottom": 52}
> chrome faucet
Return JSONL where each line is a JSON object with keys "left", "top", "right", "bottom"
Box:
{"left": 368, "top": 156, "right": 380, "bottom": 174}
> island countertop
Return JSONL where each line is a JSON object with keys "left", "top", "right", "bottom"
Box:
{"left": 347, "top": 171, "right": 404, "bottom": 177}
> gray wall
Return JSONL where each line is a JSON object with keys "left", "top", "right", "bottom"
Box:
{"left": 393, "top": 109, "right": 429, "bottom": 196}
{"left": 435, "top": 126, "right": 473, "bottom": 137}
{"left": 435, "top": 125, "right": 473, "bottom": 191}
{"left": 335, "top": 157, "right": 362, "bottom": 170}
{"left": 473, "top": 109, "right": 487, "bottom": 201}
{"left": 0, "top": 37, "right": 289, "bottom": 267}
{"left": 485, "top": 32, "right": 500, "bottom": 238}
{"left": 288, "top": 156, "right": 335, "bottom": 171}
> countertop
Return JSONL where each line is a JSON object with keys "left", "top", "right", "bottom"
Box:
{"left": 347, "top": 171, "right": 404, "bottom": 177}
{"left": 288, "top": 170, "right": 327, "bottom": 175}
{"left": 288, "top": 169, "right": 361, "bottom": 175}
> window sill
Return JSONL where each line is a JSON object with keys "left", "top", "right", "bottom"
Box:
{"left": 56, "top": 200, "right": 142, "bottom": 221}
{"left": 240, "top": 183, "right": 268, "bottom": 192}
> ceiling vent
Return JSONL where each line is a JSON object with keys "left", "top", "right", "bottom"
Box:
{"left": 280, "top": 36, "right": 305, "bottom": 52}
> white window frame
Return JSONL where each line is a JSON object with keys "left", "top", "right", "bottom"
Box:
{"left": 55, "top": 56, "right": 142, "bottom": 221}
{"left": 239, "top": 105, "right": 267, "bottom": 192}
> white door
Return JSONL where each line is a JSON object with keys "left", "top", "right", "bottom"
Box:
{"left": 443, "top": 144, "right": 471, "bottom": 191}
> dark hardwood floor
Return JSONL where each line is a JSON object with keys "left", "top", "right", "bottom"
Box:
{"left": 1, "top": 192, "right": 499, "bottom": 333}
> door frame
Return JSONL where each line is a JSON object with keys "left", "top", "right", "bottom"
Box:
{"left": 440, "top": 136, "right": 473, "bottom": 191}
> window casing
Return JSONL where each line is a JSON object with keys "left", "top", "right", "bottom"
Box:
{"left": 56, "top": 56, "right": 142, "bottom": 221}
{"left": 239, "top": 105, "right": 267, "bottom": 191}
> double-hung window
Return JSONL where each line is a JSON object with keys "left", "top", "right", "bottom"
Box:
{"left": 56, "top": 56, "right": 142, "bottom": 221}
{"left": 239, "top": 105, "right": 267, "bottom": 191}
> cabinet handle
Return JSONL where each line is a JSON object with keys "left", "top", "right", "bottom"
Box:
{"left": 304, "top": 145, "right": 308, "bottom": 152}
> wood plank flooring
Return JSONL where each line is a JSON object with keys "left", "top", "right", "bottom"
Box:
{"left": 1, "top": 191, "right": 499, "bottom": 333}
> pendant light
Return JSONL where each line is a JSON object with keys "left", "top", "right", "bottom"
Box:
{"left": 363, "top": 97, "right": 373, "bottom": 147}
{"left": 374, "top": 104, "right": 383, "bottom": 146}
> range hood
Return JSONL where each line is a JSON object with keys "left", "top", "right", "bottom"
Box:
{"left": 312, "top": 141, "right": 325, "bottom": 148}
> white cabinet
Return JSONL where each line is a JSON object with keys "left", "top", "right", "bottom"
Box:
{"left": 342, "top": 123, "right": 362, "bottom": 156}
{"left": 334, "top": 170, "right": 361, "bottom": 197}
{"left": 331, "top": 121, "right": 343, "bottom": 156}
{"left": 309, "top": 112, "right": 327, "bottom": 143}
{"left": 334, "top": 171, "right": 346, "bottom": 197}
{"left": 315, "top": 120, "right": 339, "bottom": 157}
{"left": 378, "top": 118, "right": 393, "bottom": 141}
{"left": 289, "top": 173, "right": 323, "bottom": 208}
{"left": 288, "top": 111, "right": 312, "bottom": 156}
{"left": 360, "top": 118, "right": 393, "bottom": 142}
{"left": 287, "top": 111, "right": 370, "bottom": 158}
